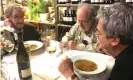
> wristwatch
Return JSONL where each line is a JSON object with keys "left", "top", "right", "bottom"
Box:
{"left": 70, "top": 74, "right": 79, "bottom": 80}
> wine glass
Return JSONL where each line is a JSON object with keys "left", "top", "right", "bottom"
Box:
{"left": 3, "top": 40, "right": 14, "bottom": 53}
{"left": 82, "top": 40, "right": 88, "bottom": 51}
{"left": 82, "top": 40, "right": 88, "bottom": 46}
{"left": 46, "top": 39, "right": 57, "bottom": 55}
{"left": 2, "top": 30, "right": 15, "bottom": 54}
{"left": 1, "top": 30, "right": 15, "bottom": 64}
{"left": 0, "top": 28, "right": 17, "bottom": 80}
{"left": 41, "top": 28, "right": 56, "bottom": 55}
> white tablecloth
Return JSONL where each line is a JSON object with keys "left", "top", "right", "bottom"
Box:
{"left": 1, "top": 47, "right": 115, "bottom": 80}
{"left": 1, "top": 51, "right": 63, "bottom": 80}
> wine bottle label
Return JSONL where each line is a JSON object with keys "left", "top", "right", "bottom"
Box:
{"left": 17, "top": 61, "right": 31, "bottom": 78}
{"left": 69, "top": 17, "right": 72, "bottom": 22}
{"left": 63, "top": 17, "right": 67, "bottom": 21}
{"left": 21, "top": 68, "right": 31, "bottom": 78}
{"left": 82, "top": 0, "right": 87, "bottom": 1}
{"left": 66, "top": 17, "right": 69, "bottom": 22}
{"left": 100, "top": 0, "right": 104, "bottom": 3}
{"left": 91, "top": 0, "right": 95, "bottom": 3}
{"left": 95, "top": 0, "right": 99, "bottom": 3}
{"left": 126, "top": 0, "right": 132, "bottom": 2}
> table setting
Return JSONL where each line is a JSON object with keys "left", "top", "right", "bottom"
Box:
{"left": 1, "top": 30, "right": 115, "bottom": 80}
{"left": 1, "top": 39, "right": 64, "bottom": 80}
{"left": 0, "top": 23, "right": 64, "bottom": 80}
{"left": 58, "top": 50, "right": 115, "bottom": 80}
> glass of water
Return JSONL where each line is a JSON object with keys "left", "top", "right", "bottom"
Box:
{"left": 46, "top": 40, "right": 57, "bottom": 55}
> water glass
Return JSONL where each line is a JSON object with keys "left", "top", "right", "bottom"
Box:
{"left": 46, "top": 40, "right": 57, "bottom": 55}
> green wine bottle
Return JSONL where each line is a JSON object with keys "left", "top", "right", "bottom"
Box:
{"left": 16, "top": 30, "right": 32, "bottom": 80}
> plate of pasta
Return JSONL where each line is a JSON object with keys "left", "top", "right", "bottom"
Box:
{"left": 24, "top": 40, "right": 43, "bottom": 51}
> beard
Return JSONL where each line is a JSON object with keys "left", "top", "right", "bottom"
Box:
{"left": 14, "top": 24, "right": 24, "bottom": 30}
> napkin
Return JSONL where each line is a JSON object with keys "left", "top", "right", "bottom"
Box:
{"left": 31, "top": 53, "right": 61, "bottom": 80}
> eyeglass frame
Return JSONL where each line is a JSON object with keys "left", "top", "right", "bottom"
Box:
{"left": 95, "top": 31, "right": 113, "bottom": 39}
{"left": 77, "top": 16, "right": 92, "bottom": 23}
{"left": 95, "top": 33, "right": 106, "bottom": 39}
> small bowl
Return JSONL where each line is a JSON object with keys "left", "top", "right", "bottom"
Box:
{"left": 72, "top": 55, "right": 106, "bottom": 78}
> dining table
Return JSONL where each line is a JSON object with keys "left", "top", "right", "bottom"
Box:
{"left": 1, "top": 40, "right": 66, "bottom": 80}
{"left": 1, "top": 40, "right": 115, "bottom": 80}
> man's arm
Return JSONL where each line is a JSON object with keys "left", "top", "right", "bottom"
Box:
{"left": 61, "top": 24, "right": 78, "bottom": 42}
{"left": 61, "top": 24, "right": 78, "bottom": 49}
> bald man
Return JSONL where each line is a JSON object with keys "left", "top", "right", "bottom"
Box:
{"left": 58, "top": 3, "right": 100, "bottom": 80}
{"left": 60, "top": 3, "right": 99, "bottom": 52}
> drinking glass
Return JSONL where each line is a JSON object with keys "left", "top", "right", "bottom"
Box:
{"left": 46, "top": 40, "right": 57, "bottom": 55}
{"left": 0, "top": 28, "right": 15, "bottom": 64}
{"left": 0, "top": 30, "right": 17, "bottom": 80}
{"left": 3, "top": 40, "right": 14, "bottom": 53}
{"left": 2, "top": 31, "right": 15, "bottom": 55}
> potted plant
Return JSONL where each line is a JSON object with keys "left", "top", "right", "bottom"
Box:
{"left": 28, "top": 0, "right": 49, "bottom": 21}
{"left": 28, "top": 0, "right": 38, "bottom": 21}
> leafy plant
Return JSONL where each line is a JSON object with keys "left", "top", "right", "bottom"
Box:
{"left": 28, "top": 0, "right": 48, "bottom": 20}
{"left": 36, "top": 0, "right": 47, "bottom": 13}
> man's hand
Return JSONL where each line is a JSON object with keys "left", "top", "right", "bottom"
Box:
{"left": 58, "top": 56, "right": 74, "bottom": 78}
{"left": 68, "top": 40, "right": 78, "bottom": 50}
{"left": 41, "top": 37, "right": 51, "bottom": 47}
{"left": 4, "top": 18, "right": 12, "bottom": 26}
{"left": 60, "top": 40, "right": 78, "bottom": 50}
{"left": 41, "top": 38, "right": 47, "bottom": 46}
{"left": 59, "top": 42, "right": 68, "bottom": 50}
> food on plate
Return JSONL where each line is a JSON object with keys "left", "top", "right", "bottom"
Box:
{"left": 24, "top": 44, "right": 38, "bottom": 51}
{"left": 74, "top": 59, "right": 97, "bottom": 71}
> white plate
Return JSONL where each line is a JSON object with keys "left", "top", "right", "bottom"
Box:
{"left": 72, "top": 55, "right": 106, "bottom": 76}
{"left": 58, "top": 50, "right": 115, "bottom": 80}
{"left": 24, "top": 40, "right": 43, "bottom": 51}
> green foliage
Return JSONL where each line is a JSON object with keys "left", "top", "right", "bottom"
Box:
{"left": 28, "top": 0, "right": 34, "bottom": 9}
{"left": 28, "top": 0, "right": 48, "bottom": 20}
{"left": 37, "top": 0, "right": 47, "bottom": 13}
{"left": 28, "top": 0, "right": 37, "bottom": 20}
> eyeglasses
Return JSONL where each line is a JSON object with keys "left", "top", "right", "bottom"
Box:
{"left": 77, "top": 16, "right": 92, "bottom": 23}
{"left": 13, "top": 16, "right": 24, "bottom": 20}
{"left": 95, "top": 33, "right": 107, "bottom": 39}
{"left": 78, "top": 18, "right": 89, "bottom": 23}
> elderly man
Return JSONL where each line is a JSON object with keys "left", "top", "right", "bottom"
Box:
{"left": 58, "top": 3, "right": 100, "bottom": 80}
{"left": 4, "top": 4, "right": 40, "bottom": 41}
{"left": 96, "top": 3, "right": 133, "bottom": 80}
{"left": 60, "top": 3, "right": 99, "bottom": 52}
